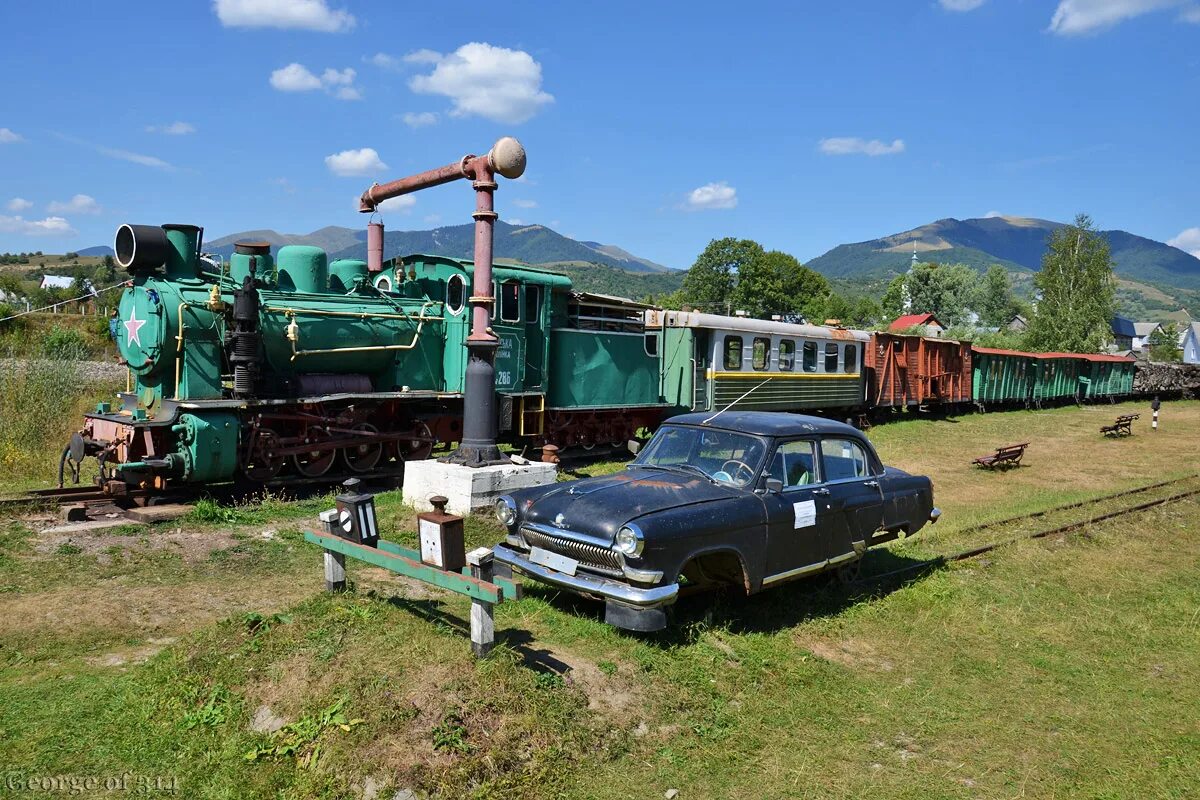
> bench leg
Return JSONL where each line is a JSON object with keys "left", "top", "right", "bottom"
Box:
{"left": 324, "top": 550, "right": 347, "bottom": 593}
{"left": 469, "top": 556, "right": 495, "bottom": 658}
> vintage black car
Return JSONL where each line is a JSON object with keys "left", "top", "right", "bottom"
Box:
{"left": 492, "top": 412, "right": 939, "bottom": 631}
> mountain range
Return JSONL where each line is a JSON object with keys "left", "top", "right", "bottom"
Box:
{"left": 79, "top": 215, "right": 1200, "bottom": 315}
{"left": 806, "top": 215, "right": 1200, "bottom": 291}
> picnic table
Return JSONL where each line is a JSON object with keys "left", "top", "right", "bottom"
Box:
{"left": 972, "top": 442, "right": 1030, "bottom": 469}
{"left": 1101, "top": 414, "right": 1139, "bottom": 437}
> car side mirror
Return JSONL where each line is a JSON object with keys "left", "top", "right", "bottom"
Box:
{"left": 765, "top": 478, "right": 783, "bottom": 493}
{"left": 627, "top": 439, "right": 641, "bottom": 456}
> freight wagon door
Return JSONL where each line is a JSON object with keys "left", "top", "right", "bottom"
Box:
{"left": 492, "top": 279, "right": 525, "bottom": 393}
{"left": 693, "top": 330, "right": 710, "bottom": 411}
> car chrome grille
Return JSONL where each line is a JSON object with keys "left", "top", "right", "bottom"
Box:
{"left": 520, "top": 526, "right": 622, "bottom": 574}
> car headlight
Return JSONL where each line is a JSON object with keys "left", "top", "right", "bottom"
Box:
{"left": 614, "top": 524, "right": 644, "bottom": 557}
{"left": 495, "top": 496, "right": 517, "bottom": 527}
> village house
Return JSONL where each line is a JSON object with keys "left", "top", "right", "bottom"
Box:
{"left": 889, "top": 312, "right": 946, "bottom": 338}
{"left": 1110, "top": 316, "right": 1163, "bottom": 353}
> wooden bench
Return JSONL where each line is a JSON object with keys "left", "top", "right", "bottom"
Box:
{"left": 973, "top": 442, "right": 1030, "bottom": 469}
{"left": 1101, "top": 414, "right": 1139, "bottom": 437}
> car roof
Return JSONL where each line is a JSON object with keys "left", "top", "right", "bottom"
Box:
{"left": 663, "top": 411, "right": 864, "bottom": 438}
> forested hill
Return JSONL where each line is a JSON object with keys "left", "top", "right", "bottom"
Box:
{"left": 807, "top": 215, "right": 1200, "bottom": 290}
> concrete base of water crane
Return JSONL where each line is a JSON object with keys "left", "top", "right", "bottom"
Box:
{"left": 402, "top": 459, "right": 558, "bottom": 516}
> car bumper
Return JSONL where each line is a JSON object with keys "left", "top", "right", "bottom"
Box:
{"left": 493, "top": 544, "right": 679, "bottom": 608}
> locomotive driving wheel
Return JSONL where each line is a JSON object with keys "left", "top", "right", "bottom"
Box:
{"left": 242, "top": 428, "right": 285, "bottom": 482}
{"left": 343, "top": 423, "right": 383, "bottom": 473}
{"left": 293, "top": 429, "right": 336, "bottom": 478}
{"left": 401, "top": 421, "right": 434, "bottom": 461}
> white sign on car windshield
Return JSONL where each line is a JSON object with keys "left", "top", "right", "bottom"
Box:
{"left": 793, "top": 499, "right": 816, "bottom": 529}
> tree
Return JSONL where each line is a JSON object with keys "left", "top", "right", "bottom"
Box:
{"left": 1148, "top": 322, "right": 1181, "bottom": 362}
{"left": 974, "top": 265, "right": 1021, "bottom": 327}
{"left": 679, "top": 238, "right": 761, "bottom": 312}
{"left": 880, "top": 274, "right": 907, "bottom": 321}
{"left": 731, "top": 249, "right": 829, "bottom": 320}
{"left": 1026, "top": 214, "right": 1116, "bottom": 353}
{"left": 904, "top": 262, "right": 976, "bottom": 326}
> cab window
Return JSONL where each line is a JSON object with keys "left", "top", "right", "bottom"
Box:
{"left": 524, "top": 284, "right": 541, "bottom": 323}
{"left": 499, "top": 280, "right": 520, "bottom": 322}
{"left": 644, "top": 332, "right": 659, "bottom": 357}
{"left": 768, "top": 440, "right": 817, "bottom": 488}
{"left": 843, "top": 344, "right": 857, "bottom": 373}
{"left": 778, "top": 339, "right": 795, "bottom": 372}
{"left": 824, "top": 343, "right": 839, "bottom": 373}
{"left": 446, "top": 274, "right": 465, "bottom": 315}
{"left": 752, "top": 337, "right": 770, "bottom": 370}
{"left": 820, "top": 438, "right": 871, "bottom": 480}
{"left": 724, "top": 336, "right": 743, "bottom": 370}
{"left": 803, "top": 341, "right": 817, "bottom": 372}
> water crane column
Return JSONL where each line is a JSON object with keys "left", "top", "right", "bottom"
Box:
{"left": 358, "top": 137, "right": 527, "bottom": 467}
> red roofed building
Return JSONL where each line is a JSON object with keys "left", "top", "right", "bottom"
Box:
{"left": 888, "top": 313, "right": 945, "bottom": 337}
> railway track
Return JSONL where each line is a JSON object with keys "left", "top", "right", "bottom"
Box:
{"left": 862, "top": 473, "right": 1200, "bottom": 583}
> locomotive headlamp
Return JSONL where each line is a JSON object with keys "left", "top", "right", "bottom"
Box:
{"left": 615, "top": 525, "right": 643, "bottom": 557}
{"left": 495, "top": 496, "right": 517, "bottom": 527}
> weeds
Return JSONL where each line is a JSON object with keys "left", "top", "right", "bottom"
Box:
{"left": 244, "top": 697, "right": 364, "bottom": 768}
{"left": 183, "top": 684, "right": 233, "bottom": 729}
{"left": 431, "top": 711, "right": 471, "bottom": 753}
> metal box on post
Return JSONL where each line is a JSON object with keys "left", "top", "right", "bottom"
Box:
{"left": 334, "top": 478, "right": 379, "bottom": 547}
{"left": 418, "top": 495, "right": 466, "bottom": 571}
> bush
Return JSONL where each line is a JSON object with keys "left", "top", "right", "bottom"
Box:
{"left": 41, "top": 327, "right": 88, "bottom": 360}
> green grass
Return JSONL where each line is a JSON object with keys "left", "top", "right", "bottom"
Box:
{"left": 1, "top": 402, "right": 1198, "bottom": 798}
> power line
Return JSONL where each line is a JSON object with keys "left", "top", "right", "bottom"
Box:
{"left": 0, "top": 280, "right": 131, "bottom": 323}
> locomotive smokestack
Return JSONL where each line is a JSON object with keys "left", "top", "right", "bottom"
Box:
{"left": 367, "top": 221, "right": 384, "bottom": 273}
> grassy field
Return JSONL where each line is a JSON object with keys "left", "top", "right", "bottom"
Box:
{"left": 0, "top": 401, "right": 1197, "bottom": 798}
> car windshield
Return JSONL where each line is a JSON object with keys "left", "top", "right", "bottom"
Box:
{"left": 632, "top": 425, "right": 766, "bottom": 487}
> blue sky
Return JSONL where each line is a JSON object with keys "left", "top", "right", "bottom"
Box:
{"left": 1, "top": 0, "right": 1198, "bottom": 267}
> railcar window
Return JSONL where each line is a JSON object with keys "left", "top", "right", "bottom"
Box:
{"left": 844, "top": 344, "right": 857, "bottom": 373}
{"left": 768, "top": 440, "right": 817, "bottom": 488}
{"left": 820, "top": 438, "right": 870, "bottom": 480}
{"left": 752, "top": 337, "right": 770, "bottom": 370}
{"left": 824, "top": 343, "right": 839, "bottom": 373}
{"left": 779, "top": 340, "right": 795, "bottom": 372}
{"left": 499, "top": 281, "right": 520, "bottom": 322}
{"left": 525, "top": 285, "right": 541, "bottom": 323}
{"left": 803, "top": 341, "right": 817, "bottom": 372}
{"left": 724, "top": 336, "right": 743, "bottom": 370}
{"left": 644, "top": 332, "right": 659, "bottom": 357}
{"left": 446, "top": 274, "right": 466, "bottom": 315}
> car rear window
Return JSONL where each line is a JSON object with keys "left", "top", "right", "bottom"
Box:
{"left": 820, "top": 438, "right": 870, "bottom": 480}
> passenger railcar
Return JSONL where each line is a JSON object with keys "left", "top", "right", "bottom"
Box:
{"left": 646, "top": 310, "right": 869, "bottom": 415}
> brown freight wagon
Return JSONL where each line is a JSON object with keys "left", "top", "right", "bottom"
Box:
{"left": 866, "top": 332, "right": 972, "bottom": 409}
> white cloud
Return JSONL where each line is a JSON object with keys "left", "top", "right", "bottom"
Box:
{"left": 47, "top": 194, "right": 101, "bottom": 215}
{"left": 401, "top": 111, "right": 439, "bottom": 128}
{"left": 512, "top": 198, "right": 538, "bottom": 209}
{"left": 146, "top": 121, "right": 195, "bottom": 135}
{"left": 213, "top": 0, "right": 355, "bottom": 32}
{"left": 684, "top": 181, "right": 738, "bottom": 211}
{"left": 408, "top": 43, "right": 554, "bottom": 124}
{"left": 423, "top": 214, "right": 442, "bottom": 225}
{"left": 940, "top": 0, "right": 986, "bottom": 10}
{"left": 1168, "top": 227, "right": 1200, "bottom": 259}
{"left": 0, "top": 215, "right": 75, "bottom": 236}
{"left": 507, "top": 218, "right": 526, "bottom": 226}
{"left": 0, "top": 128, "right": 23, "bottom": 143}
{"left": 326, "top": 147, "right": 388, "bottom": 176}
{"left": 819, "top": 137, "right": 906, "bottom": 156}
{"left": 270, "top": 63, "right": 323, "bottom": 91}
{"left": 6, "top": 198, "right": 32, "bottom": 212}
{"left": 1184, "top": 5, "right": 1200, "bottom": 21}
{"left": 97, "top": 145, "right": 173, "bottom": 170}
{"left": 270, "top": 63, "right": 361, "bottom": 99}
{"left": 404, "top": 49, "right": 443, "bottom": 65}
{"left": 368, "top": 53, "right": 401, "bottom": 70}
{"left": 1048, "top": 0, "right": 1183, "bottom": 34}
{"left": 377, "top": 195, "right": 416, "bottom": 214}
{"left": 984, "top": 210, "right": 1004, "bottom": 218}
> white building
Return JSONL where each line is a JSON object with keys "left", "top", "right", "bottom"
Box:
{"left": 1182, "top": 322, "right": 1200, "bottom": 364}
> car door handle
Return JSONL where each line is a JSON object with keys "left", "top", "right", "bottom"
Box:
{"left": 864, "top": 480, "right": 879, "bottom": 488}
{"left": 812, "top": 488, "right": 831, "bottom": 496}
